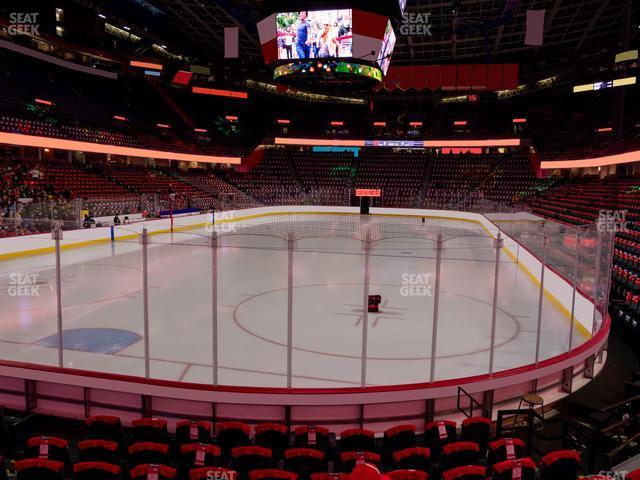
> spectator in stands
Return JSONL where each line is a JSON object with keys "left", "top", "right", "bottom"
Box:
{"left": 83, "top": 213, "right": 94, "bottom": 229}
{"left": 113, "top": 214, "right": 121, "bottom": 226}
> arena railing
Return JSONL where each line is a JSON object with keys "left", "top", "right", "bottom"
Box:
{"left": 0, "top": 199, "right": 613, "bottom": 429}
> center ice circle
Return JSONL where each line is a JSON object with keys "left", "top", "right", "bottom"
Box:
{"left": 233, "top": 283, "right": 520, "bottom": 360}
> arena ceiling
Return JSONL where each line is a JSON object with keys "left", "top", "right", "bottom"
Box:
{"left": 134, "top": 0, "right": 635, "bottom": 77}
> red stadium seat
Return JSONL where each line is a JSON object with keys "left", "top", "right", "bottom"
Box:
{"left": 294, "top": 425, "right": 331, "bottom": 452}
{"left": 175, "top": 420, "right": 213, "bottom": 446}
{"left": 491, "top": 458, "right": 536, "bottom": 480}
{"left": 15, "top": 459, "right": 65, "bottom": 480}
{"left": 540, "top": 450, "right": 581, "bottom": 480}
{"left": 250, "top": 469, "right": 298, "bottom": 480}
{"left": 386, "top": 470, "right": 428, "bottom": 480}
{"left": 128, "top": 442, "right": 170, "bottom": 467}
{"left": 255, "top": 424, "right": 289, "bottom": 454}
{"left": 284, "top": 448, "right": 326, "bottom": 479}
{"left": 180, "top": 443, "right": 222, "bottom": 470}
{"left": 383, "top": 425, "right": 417, "bottom": 457}
{"left": 231, "top": 446, "right": 273, "bottom": 480}
{"left": 441, "top": 442, "right": 481, "bottom": 471}
{"left": 26, "top": 436, "right": 68, "bottom": 463}
{"left": 338, "top": 451, "right": 381, "bottom": 473}
{"left": 424, "top": 421, "right": 456, "bottom": 459}
{"left": 441, "top": 465, "right": 486, "bottom": 480}
{"left": 487, "top": 438, "right": 525, "bottom": 473}
{"left": 131, "top": 418, "right": 169, "bottom": 444}
{"left": 460, "top": 417, "right": 491, "bottom": 453}
{"left": 78, "top": 439, "right": 119, "bottom": 465}
{"left": 392, "top": 447, "right": 431, "bottom": 472}
{"left": 340, "top": 428, "right": 376, "bottom": 453}
{"left": 216, "top": 422, "right": 251, "bottom": 452}
{"left": 130, "top": 464, "right": 177, "bottom": 480}
{"left": 73, "top": 461, "right": 121, "bottom": 480}
{"left": 86, "top": 416, "right": 123, "bottom": 442}
{"left": 190, "top": 467, "right": 238, "bottom": 480}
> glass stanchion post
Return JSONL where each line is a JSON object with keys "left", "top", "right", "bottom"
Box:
{"left": 534, "top": 234, "right": 548, "bottom": 365}
{"left": 53, "top": 223, "right": 64, "bottom": 368}
{"left": 430, "top": 234, "right": 443, "bottom": 383}
{"left": 287, "top": 233, "right": 294, "bottom": 388}
{"left": 489, "top": 233, "right": 503, "bottom": 375}
{"left": 211, "top": 232, "right": 218, "bottom": 386}
{"left": 141, "top": 228, "right": 150, "bottom": 378}
{"left": 569, "top": 230, "right": 580, "bottom": 350}
{"left": 361, "top": 232, "right": 372, "bottom": 387}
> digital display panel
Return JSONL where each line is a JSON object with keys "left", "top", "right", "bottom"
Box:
{"left": 594, "top": 81, "right": 613, "bottom": 91}
{"left": 276, "top": 10, "right": 353, "bottom": 60}
{"left": 378, "top": 20, "right": 396, "bottom": 75}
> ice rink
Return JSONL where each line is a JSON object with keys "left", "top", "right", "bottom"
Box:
{"left": 0, "top": 214, "right": 586, "bottom": 388}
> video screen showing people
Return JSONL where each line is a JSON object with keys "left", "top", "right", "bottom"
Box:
{"left": 276, "top": 10, "right": 353, "bottom": 60}
{"left": 378, "top": 21, "right": 396, "bottom": 75}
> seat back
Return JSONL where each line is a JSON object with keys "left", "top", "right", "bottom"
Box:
{"left": 491, "top": 458, "right": 536, "bottom": 480}
{"left": 386, "top": 470, "right": 428, "bottom": 480}
{"left": 25, "top": 436, "right": 68, "bottom": 463}
{"left": 392, "top": 447, "right": 431, "bottom": 472}
{"left": 340, "top": 429, "right": 375, "bottom": 453}
{"left": 86, "top": 416, "right": 122, "bottom": 442}
{"left": 175, "top": 421, "right": 212, "bottom": 446}
{"left": 441, "top": 465, "right": 486, "bottom": 480}
{"left": 487, "top": 438, "right": 525, "bottom": 473}
{"left": 383, "top": 425, "right": 417, "bottom": 456}
{"left": 294, "top": 426, "right": 330, "bottom": 452}
{"left": 249, "top": 469, "right": 298, "bottom": 480}
{"left": 73, "top": 461, "right": 121, "bottom": 480}
{"left": 338, "top": 451, "right": 380, "bottom": 473}
{"left": 180, "top": 443, "right": 222, "bottom": 469}
{"left": 255, "top": 424, "right": 289, "bottom": 453}
{"left": 78, "top": 439, "right": 119, "bottom": 464}
{"left": 540, "top": 450, "right": 580, "bottom": 480}
{"left": 128, "top": 442, "right": 170, "bottom": 467}
{"left": 231, "top": 446, "right": 273, "bottom": 479}
{"left": 461, "top": 417, "right": 491, "bottom": 452}
{"left": 284, "top": 448, "right": 326, "bottom": 478}
{"left": 131, "top": 419, "right": 169, "bottom": 444}
{"left": 310, "top": 474, "right": 350, "bottom": 480}
{"left": 216, "top": 423, "right": 251, "bottom": 452}
{"left": 424, "top": 421, "right": 456, "bottom": 459}
{"left": 130, "top": 464, "right": 177, "bottom": 480}
{"left": 15, "top": 459, "right": 65, "bottom": 480}
{"left": 441, "top": 442, "right": 481, "bottom": 471}
{"left": 190, "top": 467, "right": 238, "bottom": 480}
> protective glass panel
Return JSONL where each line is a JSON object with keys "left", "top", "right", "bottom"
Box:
{"left": 1, "top": 221, "right": 59, "bottom": 367}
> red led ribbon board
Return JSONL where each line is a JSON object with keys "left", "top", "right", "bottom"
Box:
{"left": 356, "top": 189, "right": 382, "bottom": 197}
